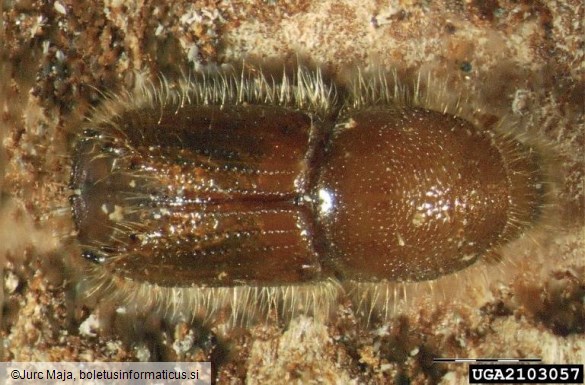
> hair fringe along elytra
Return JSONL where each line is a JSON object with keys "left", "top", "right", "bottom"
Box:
{"left": 67, "top": 64, "right": 562, "bottom": 329}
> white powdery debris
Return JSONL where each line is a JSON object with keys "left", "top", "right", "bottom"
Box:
{"left": 79, "top": 314, "right": 100, "bottom": 338}
{"left": 5, "top": 271, "right": 19, "bottom": 294}
{"left": 134, "top": 344, "right": 151, "bottom": 362}
{"left": 172, "top": 328, "right": 195, "bottom": 356}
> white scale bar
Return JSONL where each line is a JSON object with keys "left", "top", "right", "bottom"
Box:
{"left": 433, "top": 358, "right": 541, "bottom": 363}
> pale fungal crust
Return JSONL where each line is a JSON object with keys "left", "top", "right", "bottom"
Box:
{"left": 2, "top": 1, "right": 583, "bottom": 382}
{"left": 68, "top": 66, "right": 556, "bottom": 327}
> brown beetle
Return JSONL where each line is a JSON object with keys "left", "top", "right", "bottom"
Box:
{"left": 70, "top": 68, "right": 548, "bottom": 321}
